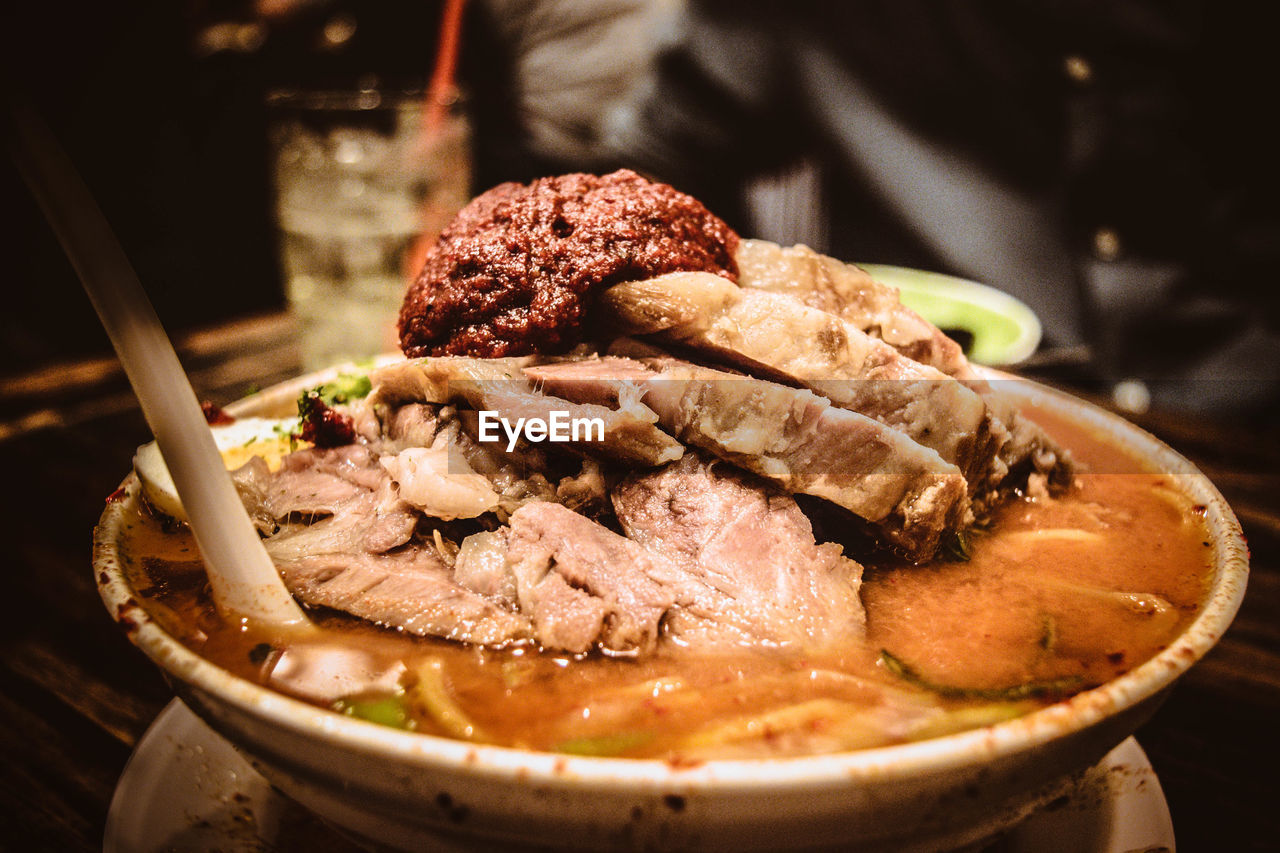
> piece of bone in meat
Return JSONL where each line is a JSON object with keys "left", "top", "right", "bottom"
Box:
{"left": 379, "top": 430, "right": 502, "bottom": 521}
{"left": 524, "top": 355, "right": 969, "bottom": 561}
{"left": 453, "top": 529, "right": 515, "bottom": 604}
{"left": 735, "top": 239, "right": 973, "bottom": 378}
{"left": 612, "top": 453, "right": 866, "bottom": 650}
{"left": 598, "top": 273, "right": 997, "bottom": 487}
{"left": 369, "top": 357, "right": 683, "bottom": 468}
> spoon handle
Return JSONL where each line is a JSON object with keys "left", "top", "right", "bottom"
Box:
{"left": 9, "top": 100, "right": 309, "bottom": 628}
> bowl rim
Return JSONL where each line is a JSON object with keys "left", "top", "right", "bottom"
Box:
{"left": 94, "top": 364, "right": 1249, "bottom": 792}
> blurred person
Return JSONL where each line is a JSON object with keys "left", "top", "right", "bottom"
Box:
{"left": 461, "top": 0, "right": 682, "bottom": 188}
{"left": 463, "top": 0, "right": 1279, "bottom": 417}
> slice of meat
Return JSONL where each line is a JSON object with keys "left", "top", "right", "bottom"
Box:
{"left": 369, "top": 355, "right": 531, "bottom": 403}
{"left": 265, "top": 445, "right": 387, "bottom": 519}
{"left": 525, "top": 355, "right": 968, "bottom": 560}
{"left": 731, "top": 242, "right": 1074, "bottom": 500}
{"left": 369, "top": 357, "right": 683, "bottom": 468}
{"left": 268, "top": 545, "right": 534, "bottom": 645}
{"left": 261, "top": 450, "right": 533, "bottom": 644}
{"left": 229, "top": 456, "right": 276, "bottom": 536}
{"left": 503, "top": 501, "right": 677, "bottom": 656}
{"left": 265, "top": 445, "right": 419, "bottom": 552}
{"left": 612, "top": 454, "right": 866, "bottom": 650}
{"left": 735, "top": 239, "right": 972, "bottom": 378}
{"left": 598, "top": 272, "right": 997, "bottom": 486}
{"left": 265, "top": 488, "right": 677, "bottom": 654}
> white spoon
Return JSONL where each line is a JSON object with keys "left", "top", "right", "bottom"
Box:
{"left": 10, "top": 101, "right": 310, "bottom": 629}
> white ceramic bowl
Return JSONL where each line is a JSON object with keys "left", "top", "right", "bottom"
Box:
{"left": 94, "top": 369, "right": 1248, "bottom": 852}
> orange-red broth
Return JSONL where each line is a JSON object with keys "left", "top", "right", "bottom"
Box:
{"left": 117, "top": 408, "right": 1212, "bottom": 760}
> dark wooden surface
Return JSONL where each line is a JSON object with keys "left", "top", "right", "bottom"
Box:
{"left": 0, "top": 313, "right": 1276, "bottom": 851}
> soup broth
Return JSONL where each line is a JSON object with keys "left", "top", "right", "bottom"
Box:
{"left": 116, "top": 406, "right": 1212, "bottom": 760}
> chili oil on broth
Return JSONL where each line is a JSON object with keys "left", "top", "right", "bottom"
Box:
{"left": 117, "top": 404, "right": 1213, "bottom": 760}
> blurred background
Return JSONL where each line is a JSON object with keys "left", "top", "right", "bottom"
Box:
{"left": 5, "top": 0, "right": 1278, "bottom": 416}
{"left": 4, "top": 0, "right": 448, "bottom": 372}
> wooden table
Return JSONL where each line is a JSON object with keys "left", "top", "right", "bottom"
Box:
{"left": 0, "top": 312, "right": 1275, "bottom": 851}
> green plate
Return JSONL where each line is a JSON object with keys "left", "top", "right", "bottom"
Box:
{"left": 858, "top": 264, "right": 1042, "bottom": 366}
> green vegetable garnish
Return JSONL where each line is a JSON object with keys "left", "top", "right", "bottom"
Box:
{"left": 879, "top": 650, "right": 1082, "bottom": 701}
{"left": 554, "top": 731, "right": 653, "bottom": 756}
{"left": 942, "top": 530, "right": 972, "bottom": 562}
{"left": 333, "top": 694, "right": 414, "bottom": 730}
{"left": 297, "top": 371, "right": 374, "bottom": 411}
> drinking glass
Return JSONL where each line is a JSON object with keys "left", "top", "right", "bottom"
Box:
{"left": 267, "top": 86, "right": 470, "bottom": 370}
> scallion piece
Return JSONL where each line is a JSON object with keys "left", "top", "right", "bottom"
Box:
{"left": 879, "top": 650, "right": 1082, "bottom": 701}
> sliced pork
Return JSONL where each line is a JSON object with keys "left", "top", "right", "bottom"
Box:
{"left": 729, "top": 242, "right": 1074, "bottom": 500}
{"left": 265, "top": 484, "right": 679, "bottom": 655}
{"left": 503, "top": 502, "right": 677, "bottom": 656}
{"left": 735, "top": 239, "right": 971, "bottom": 378}
{"left": 449, "top": 458, "right": 869, "bottom": 654}
{"left": 370, "top": 356, "right": 684, "bottom": 468}
{"left": 258, "top": 451, "right": 657, "bottom": 652}
{"left": 598, "top": 272, "right": 997, "bottom": 486}
{"left": 612, "top": 454, "right": 866, "bottom": 650}
{"left": 261, "top": 445, "right": 419, "bottom": 553}
{"left": 251, "top": 447, "right": 528, "bottom": 643}
{"left": 265, "top": 445, "right": 388, "bottom": 519}
{"left": 269, "top": 546, "right": 534, "bottom": 645}
{"left": 525, "top": 354, "right": 969, "bottom": 560}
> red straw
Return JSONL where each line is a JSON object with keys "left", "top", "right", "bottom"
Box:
{"left": 423, "top": 0, "right": 467, "bottom": 134}
{"left": 403, "top": 0, "right": 469, "bottom": 285}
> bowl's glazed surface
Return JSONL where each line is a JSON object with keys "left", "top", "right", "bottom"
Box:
{"left": 94, "top": 368, "right": 1248, "bottom": 851}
